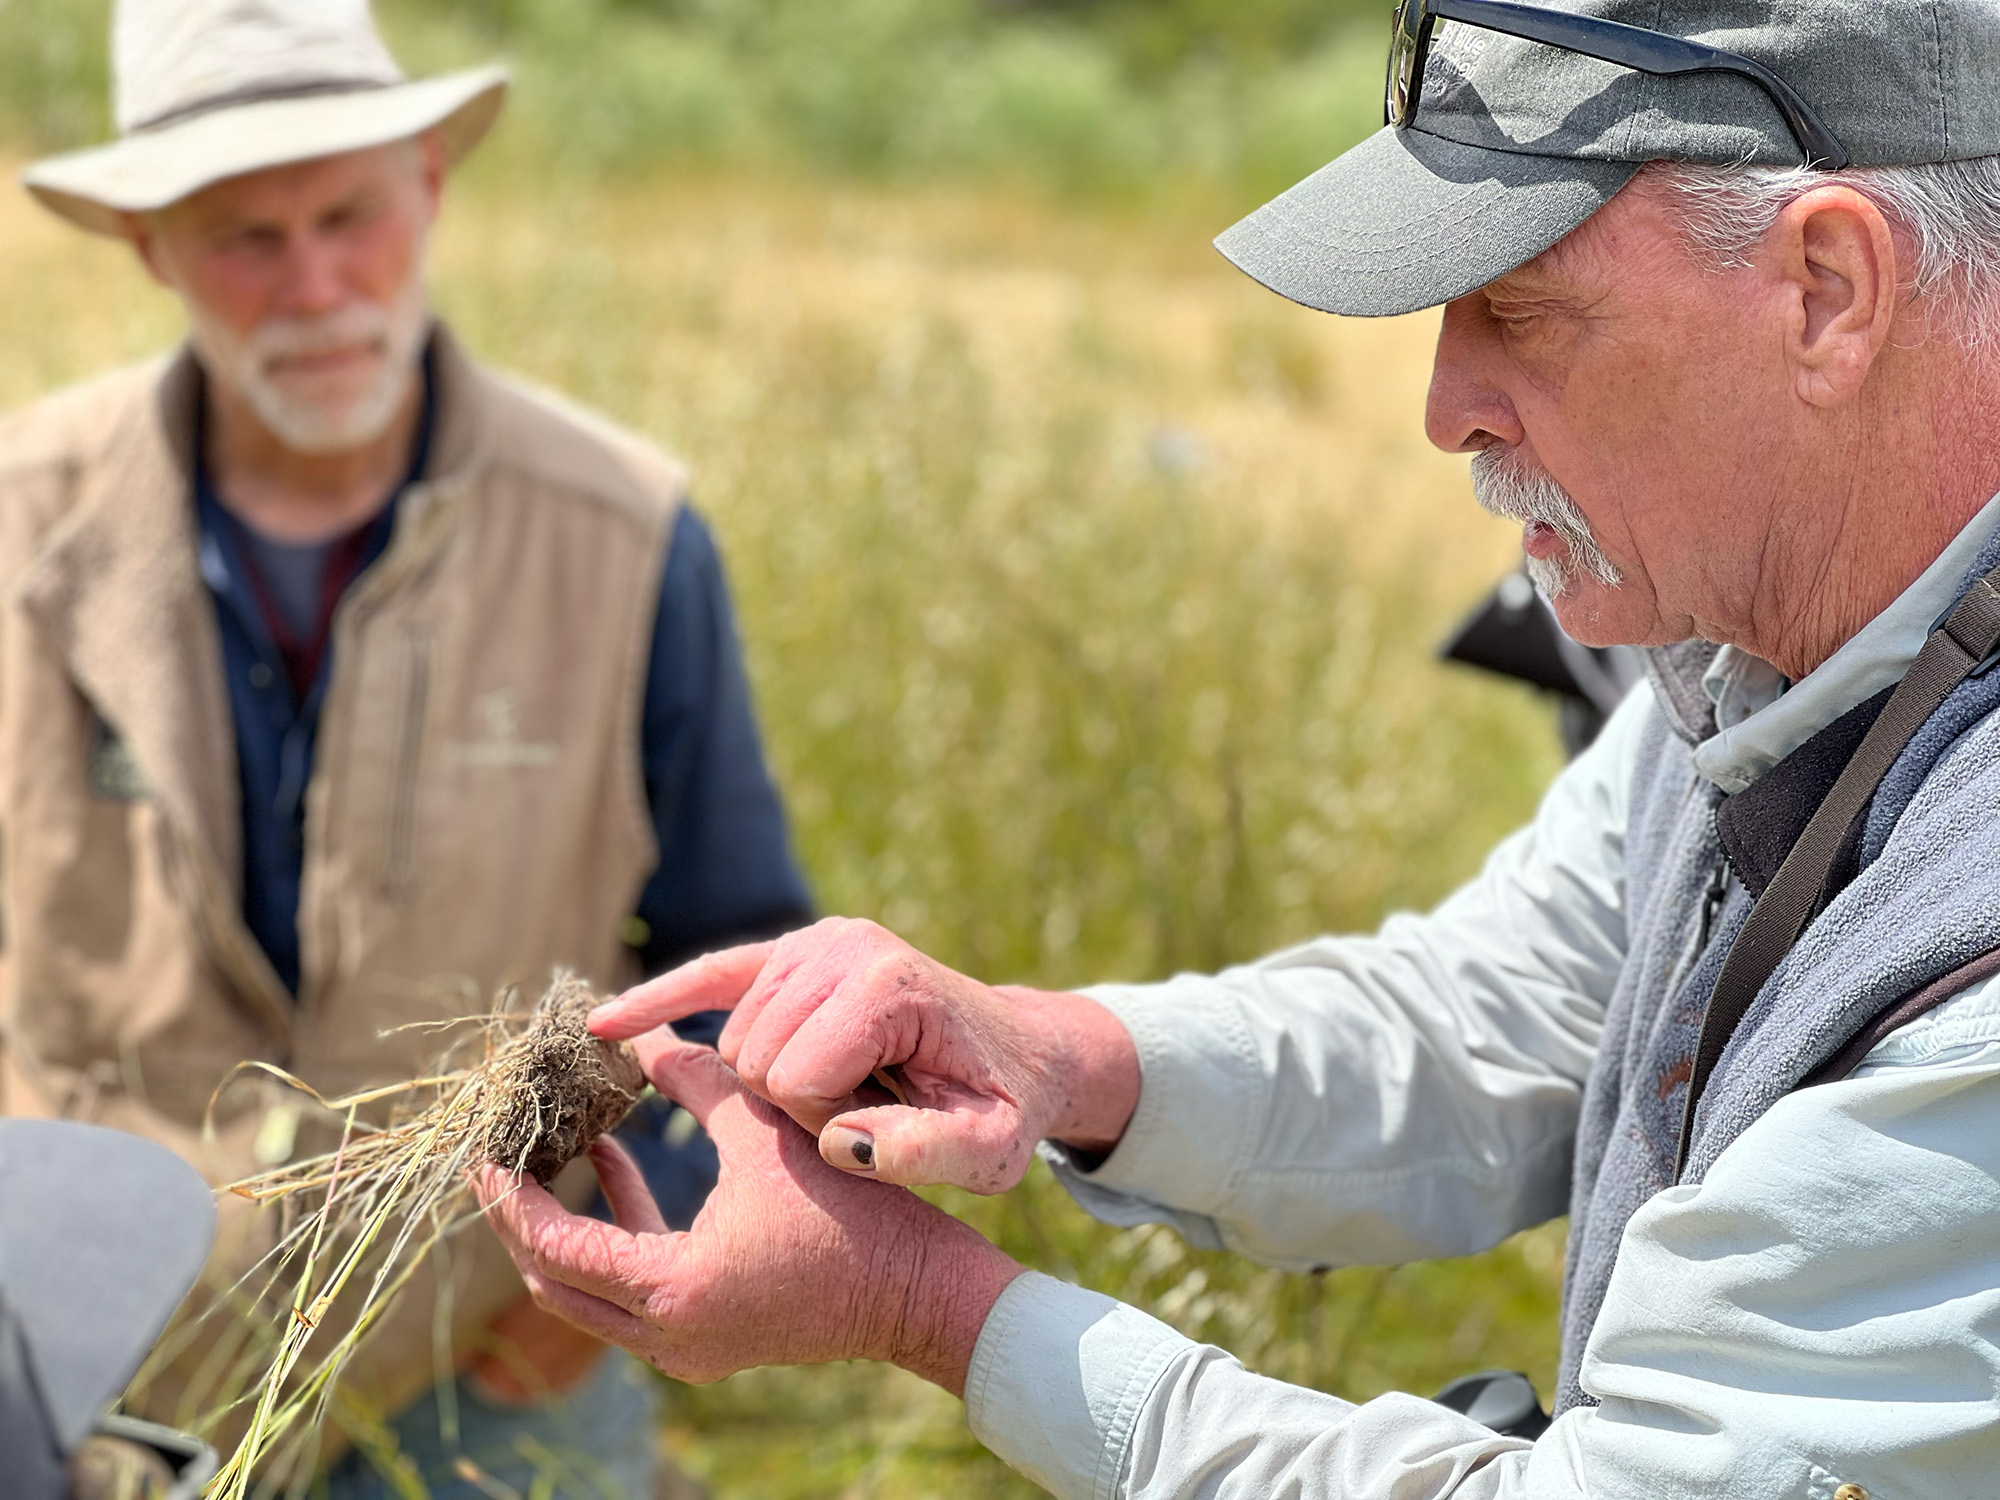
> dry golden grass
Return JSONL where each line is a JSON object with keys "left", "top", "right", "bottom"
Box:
{"left": 0, "top": 164, "right": 1568, "bottom": 1496}
{"left": 432, "top": 169, "right": 1522, "bottom": 583}
{"left": 0, "top": 167, "right": 1519, "bottom": 616}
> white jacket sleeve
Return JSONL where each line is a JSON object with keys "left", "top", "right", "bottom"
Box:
{"left": 1047, "top": 685, "right": 1649, "bottom": 1269}
{"left": 970, "top": 980, "right": 2000, "bottom": 1500}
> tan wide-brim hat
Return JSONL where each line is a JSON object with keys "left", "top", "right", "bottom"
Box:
{"left": 24, "top": 0, "right": 507, "bottom": 237}
{"left": 25, "top": 67, "right": 508, "bottom": 237}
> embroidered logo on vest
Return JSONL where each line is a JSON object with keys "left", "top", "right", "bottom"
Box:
{"left": 448, "top": 689, "right": 558, "bottom": 769}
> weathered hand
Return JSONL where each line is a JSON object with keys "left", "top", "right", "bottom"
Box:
{"left": 588, "top": 917, "right": 1139, "bottom": 1193}
{"left": 473, "top": 1037, "right": 1024, "bottom": 1395}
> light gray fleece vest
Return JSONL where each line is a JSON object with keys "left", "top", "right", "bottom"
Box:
{"left": 1556, "top": 545, "right": 2000, "bottom": 1414}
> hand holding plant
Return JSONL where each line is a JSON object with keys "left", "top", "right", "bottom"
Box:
{"left": 475, "top": 1038, "right": 1024, "bottom": 1395}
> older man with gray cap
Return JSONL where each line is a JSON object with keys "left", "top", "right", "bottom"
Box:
{"left": 4, "top": 1, "right": 811, "bottom": 1495}
{"left": 480, "top": 0, "right": 2000, "bottom": 1496}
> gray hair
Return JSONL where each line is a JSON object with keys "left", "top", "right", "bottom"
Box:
{"left": 1650, "top": 155, "right": 2000, "bottom": 354}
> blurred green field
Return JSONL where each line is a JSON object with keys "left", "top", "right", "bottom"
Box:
{"left": 0, "top": 4, "right": 1580, "bottom": 1495}
{"left": 3, "top": 0, "right": 1387, "bottom": 207}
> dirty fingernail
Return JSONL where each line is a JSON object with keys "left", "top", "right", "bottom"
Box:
{"left": 823, "top": 1125, "right": 875, "bottom": 1171}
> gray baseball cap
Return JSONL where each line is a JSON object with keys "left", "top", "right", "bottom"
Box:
{"left": 0, "top": 1121, "right": 216, "bottom": 1498}
{"left": 1219, "top": 0, "right": 2000, "bottom": 318}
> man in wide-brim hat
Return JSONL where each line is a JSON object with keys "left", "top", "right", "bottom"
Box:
{"left": 5, "top": 2, "right": 811, "bottom": 1495}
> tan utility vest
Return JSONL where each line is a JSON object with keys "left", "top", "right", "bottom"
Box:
{"left": 0, "top": 327, "right": 680, "bottom": 1429}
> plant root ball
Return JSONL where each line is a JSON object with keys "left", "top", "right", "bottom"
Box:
{"left": 481, "top": 974, "right": 647, "bottom": 1186}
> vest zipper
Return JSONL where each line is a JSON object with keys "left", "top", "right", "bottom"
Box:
{"left": 383, "top": 627, "right": 431, "bottom": 898}
{"left": 1661, "top": 851, "right": 1732, "bottom": 1006}
{"left": 1696, "top": 856, "right": 1730, "bottom": 952}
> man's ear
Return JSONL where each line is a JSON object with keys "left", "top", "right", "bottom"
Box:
{"left": 1768, "top": 184, "right": 1900, "bottom": 408}
{"left": 118, "top": 211, "right": 177, "bottom": 290}
{"left": 414, "top": 129, "right": 448, "bottom": 218}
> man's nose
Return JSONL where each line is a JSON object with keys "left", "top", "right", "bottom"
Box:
{"left": 272, "top": 233, "right": 348, "bottom": 318}
{"left": 1425, "top": 294, "right": 1524, "bottom": 454}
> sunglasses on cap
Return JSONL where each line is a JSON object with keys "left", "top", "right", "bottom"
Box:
{"left": 1385, "top": 0, "right": 1850, "bottom": 170}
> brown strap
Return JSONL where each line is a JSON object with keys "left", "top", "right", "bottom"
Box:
{"left": 1673, "top": 571, "right": 2000, "bottom": 1180}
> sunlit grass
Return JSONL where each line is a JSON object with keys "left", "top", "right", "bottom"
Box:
{"left": 0, "top": 165, "right": 1567, "bottom": 1495}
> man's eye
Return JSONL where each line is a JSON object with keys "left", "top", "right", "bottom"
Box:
{"left": 324, "top": 199, "right": 385, "bottom": 234}
{"left": 220, "top": 229, "right": 282, "bottom": 255}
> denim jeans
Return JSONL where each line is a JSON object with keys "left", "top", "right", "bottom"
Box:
{"left": 321, "top": 1351, "right": 659, "bottom": 1499}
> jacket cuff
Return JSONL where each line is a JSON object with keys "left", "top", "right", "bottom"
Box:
{"left": 964, "top": 1272, "right": 1192, "bottom": 1500}
{"left": 1047, "top": 977, "right": 1266, "bottom": 1219}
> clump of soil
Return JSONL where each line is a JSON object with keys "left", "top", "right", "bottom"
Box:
{"left": 479, "top": 973, "right": 646, "bottom": 1185}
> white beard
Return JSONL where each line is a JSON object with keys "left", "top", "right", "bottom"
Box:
{"left": 188, "top": 272, "right": 430, "bottom": 455}
{"left": 1470, "top": 447, "right": 1623, "bottom": 599}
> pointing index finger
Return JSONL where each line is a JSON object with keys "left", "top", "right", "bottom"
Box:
{"left": 590, "top": 941, "right": 778, "bottom": 1039}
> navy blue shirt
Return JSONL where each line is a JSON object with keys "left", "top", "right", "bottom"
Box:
{"left": 195, "top": 367, "right": 812, "bottom": 1224}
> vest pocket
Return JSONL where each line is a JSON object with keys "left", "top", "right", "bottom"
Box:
{"left": 383, "top": 627, "right": 432, "bottom": 898}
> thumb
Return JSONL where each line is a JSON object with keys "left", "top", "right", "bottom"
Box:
{"left": 635, "top": 1038, "right": 748, "bottom": 1132}
{"left": 589, "top": 1136, "right": 669, "bottom": 1236}
{"left": 590, "top": 941, "right": 777, "bottom": 1040}
{"left": 815, "top": 1101, "right": 1031, "bottom": 1193}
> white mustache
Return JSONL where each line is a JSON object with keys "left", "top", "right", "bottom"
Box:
{"left": 1469, "top": 447, "right": 1622, "bottom": 595}
{"left": 249, "top": 301, "right": 392, "bottom": 371}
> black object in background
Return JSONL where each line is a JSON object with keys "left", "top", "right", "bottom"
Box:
{"left": 1433, "top": 1368, "right": 1552, "bottom": 1439}
{"left": 1442, "top": 569, "right": 1646, "bottom": 757}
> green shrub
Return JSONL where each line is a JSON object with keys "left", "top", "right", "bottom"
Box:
{"left": 0, "top": 0, "right": 108, "bottom": 149}
{"left": 0, "top": 0, "right": 1389, "bottom": 204}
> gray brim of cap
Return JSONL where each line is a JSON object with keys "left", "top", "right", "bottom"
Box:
{"left": 1216, "top": 124, "right": 1640, "bottom": 318}
{"left": 0, "top": 1120, "right": 214, "bottom": 1453}
{"left": 22, "top": 65, "right": 509, "bottom": 237}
